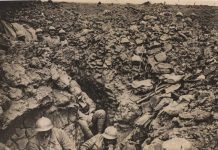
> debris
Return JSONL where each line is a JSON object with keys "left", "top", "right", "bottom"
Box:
{"left": 164, "top": 84, "right": 181, "bottom": 93}
{"left": 131, "top": 55, "right": 143, "bottom": 62}
{"left": 162, "top": 138, "right": 193, "bottom": 150}
{"left": 120, "top": 38, "right": 130, "bottom": 44}
{"left": 154, "top": 52, "right": 167, "bottom": 62}
{"left": 159, "top": 73, "right": 184, "bottom": 83}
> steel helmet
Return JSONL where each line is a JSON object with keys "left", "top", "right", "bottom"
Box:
{"left": 35, "top": 117, "right": 53, "bottom": 132}
{"left": 49, "top": 26, "right": 55, "bottom": 30}
{"left": 36, "top": 28, "right": 43, "bottom": 33}
{"left": 59, "top": 29, "right": 66, "bottom": 34}
{"left": 102, "top": 126, "right": 118, "bottom": 140}
{"left": 176, "top": 12, "right": 183, "bottom": 17}
{"left": 16, "top": 31, "right": 25, "bottom": 38}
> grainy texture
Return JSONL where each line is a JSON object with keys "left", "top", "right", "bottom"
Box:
{"left": 0, "top": 1, "right": 218, "bottom": 150}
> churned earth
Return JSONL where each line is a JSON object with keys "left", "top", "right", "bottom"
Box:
{"left": 0, "top": 1, "right": 218, "bottom": 149}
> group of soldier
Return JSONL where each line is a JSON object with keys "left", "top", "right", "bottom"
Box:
{"left": 12, "top": 25, "right": 68, "bottom": 49}
{"left": 3, "top": 26, "right": 120, "bottom": 150}
{"left": 26, "top": 85, "right": 119, "bottom": 150}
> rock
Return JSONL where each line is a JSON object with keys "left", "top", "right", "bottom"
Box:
{"left": 164, "top": 84, "right": 181, "bottom": 93}
{"left": 143, "top": 15, "right": 157, "bottom": 21}
{"left": 104, "top": 57, "right": 112, "bottom": 66}
{"left": 0, "top": 95, "right": 11, "bottom": 111}
{"left": 69, "top": 80, "right": 80, "bottom": 89}
{"left": 178, "top": 95, "right": 195, "bottom": 103}
{"left": 94, "top": 73, "right": 102, "bottom": 79}
{"left": 157, "top": 63, "right": 173, "bottom": 69}
{"left": 51, "top": 112, "right": 67, "bottom": 128}
{"left": 16, "top": 138, "right": 28, "bottom": 150}
{"left": 53, "top": 90, "right": 72, "bottom": 106}
{"left": 15, "top": 128, "right": 26, "bottom": 138}
{"left": 162, "top": 138, "right": 192, "bottom": 150}
{"left": 213, "top": 113, "right": 218, "bottom": 120}
{"left": 132, "top": 80, "right": 153, "bottom": 90}
{"left": 155, "top": 63, "right": 173, "bottom": 74}
{"left": 9, "top": 88, "right": 23, "bottom": 100}
{"left": 2, "top": 98, "right": 41, "bottom": 129}
{"left": 2, "top": 63, "right": 31, "bottom": 86}
{"left": 134, "top": 113, "right": 153, "bottom": 127}
{"left": 131, "top": 55, "right": 143, "bottom": 62}
{"left": 26, "top": 128, "right": 36, "bottom": 138}
{"left": 147, "top": 56, "right": 158, "bottom": 68}
{"left": 154, "top": 98, "right": 173, "bottom": 112}
{"left": 81, "top": 29, "right": 93, "bottom": 36}
{"left": 57, "top": 71, "right": 71, "bottom": 89}
{"left": 135, "top": 46, "right": 146, "bottom": 55}
{"left": 114, "top": 93, "right": 141, "bottom": 124}
{"left": 179, "top": 112, "right": 194, "bottom": 120}
{"left": 120, "top": 53, "right": 128, "bottom": 61}
{"left": 120, "top": 37, "right": 130, "bottom": 44}
{"left": 149, "top": 41, "right": 161, "bottom": 49}
{"left": 163, "top": 44, "right": 173, "bottom": 52}
{"left": 36, "top": 86, "right": 52, "bottom": 101}
{"left": 159, "top": 73, "right": 184, "bottom": 83}
{"left": 50, "top": 65, "right": 71, "bottom": 89}
{"left": 160, "top": 101, "right": 187, "bottom": 116}
{"left": 191, "top": 109, "right": 211, "bottom": 121}
{"left": 195, "top": 74, "right": 205, "bottom": 81}
{"left": 143, "top": 143, "right": 162, "bottom": 150}
{"left": 160, "top": 34, "right": 170, "bottom": 41}
{"left": 27, "top": 71, "right": 42, "bottom": 83}
{"left": 155, "top": 52, "right": 167, "bottom": 62}
{"left": 0, "top": 107, "right": 3, "bottom": 116}
{"left": 129, "top": 25, "right": 138, "bottom": 32}
{"left": 149, "top": 96, "right": 161, "bottom": 110}
{"left": 135, "top": 38, "right": 143, "bottom": 45}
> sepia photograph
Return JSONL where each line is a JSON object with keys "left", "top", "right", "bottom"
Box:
{"left": 0, "top": 0, "right": 218, "bottom": 149}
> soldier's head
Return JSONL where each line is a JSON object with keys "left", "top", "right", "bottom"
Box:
{"left": 49, "top": 26, "right": 56, "bottom": 36}
{"left": 176, "top": 12, "right": 183, "bottom": 21}
{"left": 36, "top": 28, "right": 43, "bottom": 40}
{"left": 102, "top": 126, "right": 118, "bottom": 148}
{"left": 35, "top": 117, "right": 53, "bottom": 140}
{"left": 59, "top": 29, "right": 66, "bottom": 41}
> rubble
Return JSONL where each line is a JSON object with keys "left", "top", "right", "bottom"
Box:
{"left": 0, "top": 1, "right": 218, "bottom": 150}
{"left": 162, "top": 138, "right": 193, "bottom": 150}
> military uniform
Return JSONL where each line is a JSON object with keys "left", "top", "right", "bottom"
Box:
{"left": 80, "top": 134, "right": 121, "bottom": 150}
{"left": 74, "top": 88, "right": 106, "bottom": 139}
{"left": 45, "top": 36, "right": 60, "bottom": 48}
{"left": 27, "top": 128, "right": 75, "bottom": 150}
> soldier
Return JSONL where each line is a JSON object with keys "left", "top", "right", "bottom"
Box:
{"left": 35, "top": 28, "right": 44, "bottom": 42}
{"left": 34, "top": 28, "right": 48, "bottom": 48}
{"left": 27, "top": 117, "right": 75, "bottom": 150}
{"left": 45, "top": 26, "right": 60, "bottom": 48}
{"left": 59, "top": 29, "right": 68, "bottom": 47}
{"left": 11, "top": 31, "right": 27, "bottom": 54}
{"left": 72, "top": 86, "right": 106, "bottom": 139}
{"left": 80, "top": 126, "right": 120, "bottom": 150}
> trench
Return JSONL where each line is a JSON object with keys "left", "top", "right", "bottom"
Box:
{"left": 0, "top": 71, "right": 120, "bottom": 149}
